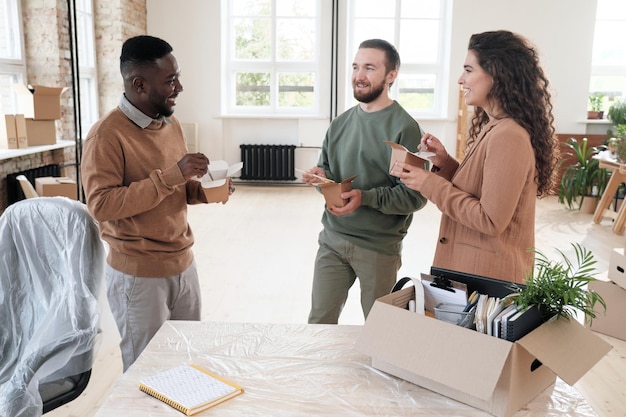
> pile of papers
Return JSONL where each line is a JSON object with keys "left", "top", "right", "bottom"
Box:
{"left": 417, "top": 273, "right": 545, "bottom": 342}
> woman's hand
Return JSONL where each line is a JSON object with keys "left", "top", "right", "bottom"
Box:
{"left": 395, "top": 161, "right": 430, "bottom": 192}
{"left": 420, "top": 133, "right": 449, "bottom": 169}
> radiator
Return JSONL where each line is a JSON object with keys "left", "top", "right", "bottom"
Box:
{"left": 6, "top": 164, "right": 61, "bottom": 204}
{"left": 240, "top": 144, "right": 296, "bottom": 181}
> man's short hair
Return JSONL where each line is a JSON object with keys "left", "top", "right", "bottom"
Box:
{"left": 358, "top": 39, "right": 401, "bottom": 73}
{"left": 120, "top": 35, "right": 173, "bottom": 76}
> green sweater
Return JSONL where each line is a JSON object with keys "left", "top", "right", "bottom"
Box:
{"left": 319, "top": 101, "right": 427, "bottom": 255}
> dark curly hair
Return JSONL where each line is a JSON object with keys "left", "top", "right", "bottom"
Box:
{"left": 465, "top": 30, "right": 559, "bottom": 197}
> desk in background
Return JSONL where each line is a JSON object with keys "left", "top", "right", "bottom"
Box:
{"left": 93, "top": 321, "right": 598, "bottom": 417}
{"left": 594, "top": 158, "right": 626, "bottom": 234}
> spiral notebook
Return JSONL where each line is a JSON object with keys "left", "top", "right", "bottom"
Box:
{"left": 138, "top": 364, "right": 244, "bottom": 415}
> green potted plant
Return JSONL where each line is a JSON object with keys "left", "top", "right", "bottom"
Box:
{"left": 606, "top": 101, "right": 626, "bottom": 163}
{"left": 506, "top": 243, "right": 606, "bottom": 324}
{"left": 588, "top": 93, "right": 604, "bottom": 119}
{"left": 558, "top": 137, "right": 609, "bottom": 211}
{"left": 607, "top": 99, "right": 626, "bottom": 127}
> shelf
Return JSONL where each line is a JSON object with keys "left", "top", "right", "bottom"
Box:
{"left": 0, "top": 140, "right": 75, "bottom": 161}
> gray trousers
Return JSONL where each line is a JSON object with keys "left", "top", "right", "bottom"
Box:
{"left": 105, "top": 261, "right": 201, "bottom": 371}
{"left": 308, "top": 229, "right": 401, "bottom": 324}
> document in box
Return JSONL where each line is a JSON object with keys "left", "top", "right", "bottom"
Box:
{"left": 420, "top": 273, "right": 468, "bottom": 313}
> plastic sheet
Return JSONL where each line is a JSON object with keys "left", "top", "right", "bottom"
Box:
{"left": 94, "top": 321, "right": 597, "bottom": 417}
{"left": 0, "top": 197, "right": 106, "bottom": 417}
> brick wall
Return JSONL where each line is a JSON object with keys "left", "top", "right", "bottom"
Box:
{"left": 20, "top": 0, "right": 148, "bottom": 139}
{"left": 94, "top": 0, "right": 148, "bottom": 115}
{"left": 0, "top": 0, "right": 147, "bottom": 214}
{"left": 0, "top": 146, "right": 76, "bottom": 212}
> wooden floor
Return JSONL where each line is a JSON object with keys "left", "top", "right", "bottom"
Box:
{"left": 49, "top": 185, "right": 626, "bottom": 417}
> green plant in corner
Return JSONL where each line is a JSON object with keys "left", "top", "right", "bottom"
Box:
{"left": 607, "top": 99, "right": 626, "bottom": 127}
{"left": 558, "top": 137, "right": 609, "bottom": 210}
{"left": 506, "top": 243, "right": 606, "bottom": 324}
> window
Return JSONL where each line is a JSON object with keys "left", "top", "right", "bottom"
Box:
{"left": 222, "top": 0, "right": 327, "bottom": 116}
{"left": 75, "top": 0, "right": 99, "bottom": 136}
{"left": 590, "top": 0, "right": 626, "bottom": 109}
{"left": 0, "top": 0, "right": 26, "bottom": 114}
{"left": 346, "top": 0, "right": 451, "bottom": 118}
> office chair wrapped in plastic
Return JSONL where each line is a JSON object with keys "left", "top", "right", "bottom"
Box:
{"left": 0, "top": 197, "right": 106, "bottom": 417}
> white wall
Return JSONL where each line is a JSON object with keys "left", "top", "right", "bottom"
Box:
{"left": 146, "top": 0, "right": 599, "bottom": 161}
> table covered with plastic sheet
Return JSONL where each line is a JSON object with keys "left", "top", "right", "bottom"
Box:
{"left": 94, "top": 321, "right": 597, "bottom": 417}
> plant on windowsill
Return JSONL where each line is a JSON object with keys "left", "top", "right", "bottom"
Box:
{"left": 506, "top": 243, "right": 606, "bottom": 324}
{"left": 607, "top": 99, "right": 626, "bottom": 129}
{"left": 587, "top": 93, "right": 604, "bottom": 119}
{"left": 558, "top": 137, "right": 609, "bottom": 211}
{"left": 607, "top": 101, "right": 626, "bottom": 163}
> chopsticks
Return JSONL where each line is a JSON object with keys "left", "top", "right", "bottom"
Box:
{"left": 295, "top": 168, "right": 334, "bottom": 183}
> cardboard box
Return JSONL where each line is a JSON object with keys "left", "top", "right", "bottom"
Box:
{"left": 24, "top": 118, "right": 56, "bottom": 146}
{"left": 1, "top": 114, "right": 18, "bottom": 149}
{"left": 196, "top": 161, "right": 243, "bottom": 203}
{"left": 14, "top": 114, "right": 28, "bottom": 148}
{"left": 355, "top": 286, "right": 612, "bottom": 417}
{"left": 13, "top": 84, "right": 67, "bottom": 120}
{"left": 607, "top": 248, "right": 626, "bottom": 290}
{"left": 588, "top": 280, "right": 626, "bottom": 341}
{"left": 385, "top": 141, "right": 431, "bottom": 174}
{"left": 35, "top": 177, "right": 77, "bottom": 200}
{"left": 318, "top": 175, "right": 357, "bottom": 207}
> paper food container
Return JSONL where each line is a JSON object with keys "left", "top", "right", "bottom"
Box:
{"left": 385, "top": 141, "right": 432, "bottom": 174}
{"left": 317, "top": 175, "right": 357, "bottom": 208}
{"left": 195, "top": 161, "right": 243, "bottom": 203}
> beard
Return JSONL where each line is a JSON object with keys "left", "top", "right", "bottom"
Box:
{"left": 353, "top": 81, "right": 386, "bottom": 104}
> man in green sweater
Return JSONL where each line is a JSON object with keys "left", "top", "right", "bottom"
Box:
{"left": 81, "top": 36, "right": 220, "bottom": 371}
{"left": 303, "top": 39, "right": 427, "bottom": 324}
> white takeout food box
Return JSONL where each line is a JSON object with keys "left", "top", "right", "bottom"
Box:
{"left": 385, "top": 141, "right": 433, "bottom": 174}
{"left": 195, "top": 161, "right": 243, "bottom": 203}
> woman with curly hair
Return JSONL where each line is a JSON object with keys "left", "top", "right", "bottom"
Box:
{"left": 397, "top": 30, "right": 559, "bottom": 283}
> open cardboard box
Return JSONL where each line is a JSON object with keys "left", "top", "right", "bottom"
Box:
{"left": 385, "top": 141, "right": 432, "bottom": 174}
{"left": 35, "top": 177, "right": 77, "bottom": 199}
{"left": 585, "top": 248, "right": 626, "bottom": 341}
{"left": 587, "top": 279, "right": 626, "bottom": 341}
{"left": 195, "top": 161, "right": 243, "bottom": 203}
{"left": 13, "top": 84, "right": 68, "bottom": 120}
{"left": 355, "top": 285, "right": 612, "bottom": 417}
{"left": 317, "top": 175, "right": 357, "bottom": 208}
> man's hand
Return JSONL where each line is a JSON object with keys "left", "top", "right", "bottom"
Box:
{"left": 302, "top": 167, "right": 327, "bottom": 186}
{"left": 328, "top": 189, "right": 361, "bottom": 216}
{"left": 178, "top": 153, "right": 210, "bottom": 180}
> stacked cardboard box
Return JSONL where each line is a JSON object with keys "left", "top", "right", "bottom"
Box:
{"left": 587, "top": 248, "right": 626, "bottom": 341}
{"left": 7, "top": 84, "right": 67, "bottom": 146}
{"left": 1, "top": 115, "right": 19, "bottom": 149}
{"left": 35, "top": 177, "right": 77, "bottom": 200}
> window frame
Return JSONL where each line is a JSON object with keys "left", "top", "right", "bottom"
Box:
{"left": 75, "top": 0, "right": 99, "bottom": 137}
{"left": 0, "top": 0, "right": 26, "bottom": 114}
{"left": 344, "top": 0, "right": 452, "bottom": 119}
{"left": 589, "top": 0, "right": 626, "bottom": 110}
{"left": 221, "top": 0, "right": 329, "bottom": 118}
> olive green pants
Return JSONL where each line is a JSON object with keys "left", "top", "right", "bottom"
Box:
{"left": 308, "top": 229, "right": 401, "bottom": 324}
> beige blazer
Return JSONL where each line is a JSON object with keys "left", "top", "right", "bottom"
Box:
{"left": 420, "top": 118, "right": 537, "bottom": 284}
